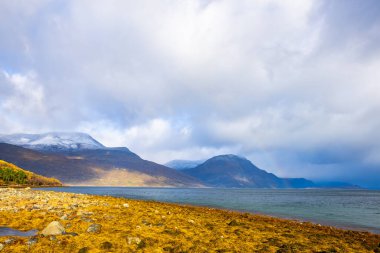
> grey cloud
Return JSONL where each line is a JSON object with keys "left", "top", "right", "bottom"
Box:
{"left": 0, "top": 0, "right": 379, "bottom": 187}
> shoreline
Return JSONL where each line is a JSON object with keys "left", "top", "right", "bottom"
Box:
{"left": 37, "top": 186, "right": 380, "bottom": 235}
{"left": 1, "top": 188, "right": 380, "bottom": 252}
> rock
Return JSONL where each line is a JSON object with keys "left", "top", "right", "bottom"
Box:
{"left": 123, "top": 203, "right": 129, "bottom": 208}
{"left": 87, "top": 224, "right": 102, "bottom": 233}
{"left": 127, "top": 237, "right": 141, "bottom": 245}
{"left": 100, "top": 241, "right": 113, "bottom": 250}
{"left": 81, "top": 217, "right": 94, "bottom": 223}
{"left": 4, "top": 238, "right": 15, "bottom": 245}
{"left": 26, "top": 237, "right": 38, "bottom": 246}
{"left": 188, "top": 219, "right": 195, "bottom": 224}
{"left": 227, "top": 220, "right": 239, "bottom": 226}
{"left": 32, "top": 204, "right": 41, "bottom": 210}
{"left": 60, "top": 214, "right": 68, "bottom": 220}
{"left": 41, "top": 221, "right": 66, "bottom": 236}
{"left": 78, "top": 247, "right": 89, "bottom": 253}
{"left": 67, "top": 232, "right": 78, "bottom": 237}
{"left": 0, "top": 243, "right": 3, "bottom": 251}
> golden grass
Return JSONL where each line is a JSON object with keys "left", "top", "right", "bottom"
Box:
{"left": 0, "top": 188, "right": 379, "bottom": 252}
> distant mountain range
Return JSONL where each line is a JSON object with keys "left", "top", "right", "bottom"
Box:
{"left": 165, "top": 159, "right": 205, "bottom": 170}
{"left": 179, "top": 155, "right": 316, "bottom": 188}
{"left": 0, "top": 133, "right": 201, "bottom": 187}
{"left": 166, "top": 156, "right": 360, "bottom": 188}
{"left": 0, "top": 132, "right": 360, "bottom": 188}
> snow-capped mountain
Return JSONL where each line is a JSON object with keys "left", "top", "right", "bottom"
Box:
{"left": 0, "top": 132, "right": 105, "bottom": 151}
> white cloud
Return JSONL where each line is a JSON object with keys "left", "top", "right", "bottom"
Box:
{"left": 0, "top": 0, "right": 380, "bottom": 186}
{"left": 0, "top": 70, "right": 48, "bottom": 132}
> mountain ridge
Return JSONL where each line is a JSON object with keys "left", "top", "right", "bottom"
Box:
{"left": 180, "top": 154, "right": 360, "bottom": 188}
{"left": 0, "top": 132, "right": 359, "bottom": 188}
{"left": 0, "top": 142, "right": 202, "bottom": 187}
{"left": 0, "top": 132, "right": 105, "bottom": 151}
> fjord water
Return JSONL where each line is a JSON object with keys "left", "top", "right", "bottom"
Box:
{"left": 38, "top": 187, "right": 380, "bottom": 234}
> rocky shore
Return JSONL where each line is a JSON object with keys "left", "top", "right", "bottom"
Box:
{"left": 0, "top": 188, "right": 379, "bottom": 252}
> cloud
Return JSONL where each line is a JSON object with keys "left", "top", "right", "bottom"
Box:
{"left": 0, "top": 0, "right": 380, "bottom": 187}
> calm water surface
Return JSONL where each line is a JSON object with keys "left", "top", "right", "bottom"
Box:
{"left": 0, "top": 227, "right": 37, "bottom": 237}
{"left": 38, "top": 187, "right": 380, "bottom": 234}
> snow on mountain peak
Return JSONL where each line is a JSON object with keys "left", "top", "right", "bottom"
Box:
{"left": 0, "top": 132, "right": 105, "bottom": 151}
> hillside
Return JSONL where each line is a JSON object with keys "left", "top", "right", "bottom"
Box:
{"left": 0, "top": 143, "right": 202, "bottom": 187}
{"left": 182, "top": 154, "right": 315, "bottom": 188}
{"left": 0, "top": 160, "right": 62, "bottom": 187}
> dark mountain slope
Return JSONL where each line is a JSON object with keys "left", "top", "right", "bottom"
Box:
{"left": 0, "top": 143, "right": 201, "bottom": 187}
{"left": 182, "top": 154, "right": 315, "bottom": 188}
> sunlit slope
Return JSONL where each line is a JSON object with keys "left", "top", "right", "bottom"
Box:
{"left": 0, "top": 160, "right": 62, "bottom": 186}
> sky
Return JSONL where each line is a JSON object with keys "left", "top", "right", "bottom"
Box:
{"left": 1, "top": 0, "right": 380, "bottom": 187}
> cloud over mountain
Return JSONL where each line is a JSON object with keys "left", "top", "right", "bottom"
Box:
{"left": 0, "top": 0, "right": 380, "bottom": 187}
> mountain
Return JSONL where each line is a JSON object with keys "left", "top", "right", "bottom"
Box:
{"left": 0, "top": 160, "right": 62, "bottom": 186}
{"left": 182, "top": 154, "right": 316, "bottom": 188}
{"left": 0, "top": 139, "right": 202, "bottom": 187}
{"left": 165, "top": 160, "right": 205, "bottom": 170}
{"left": 0, "top": 132, "right": 105, "bottom": 151}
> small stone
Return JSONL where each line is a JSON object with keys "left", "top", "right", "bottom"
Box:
{"left": 123, "top": 203, "right": 129, "bottom": 208}
{"left": 127, "top": 237, "right": 141, "bottom": 245}
{"left": 227, "top": 220, "right": 239, "bottom": 226}
{"left": 87, "top": 224, "right": 102, "bottom": 233}
{"left": 60, "top": 214, "right": 68, "bottom": 220}
{"left": 41, "top": 221, "right": 66, "bottom": 236}
{"left": 188, "top": 219, "right": 195, "bottom": 224}
{"left": 78, "top": 247, "right": 89, "bottom": 253}
{"left": 50, "top": 235, "right": 57, "bottom": 241}
{"left": 81, "top": 217, "right": 94, "bottom": 223}
{"left": 0, "top": 243, "right": 3, "bottom": 251}
{"left": 32, "top": 204, "right": 41, "bottom": 210}
{"left": 100, "top": 241, "right": 113, "bottom": 250}
{"left": 4, "top": 238, "right": 15, "bottom": 245}
{"left": 67, "top": 232, "right": 78, "bottom": 237}
{"left": 27, "top": 237, "right": 38, "bottom": 246}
